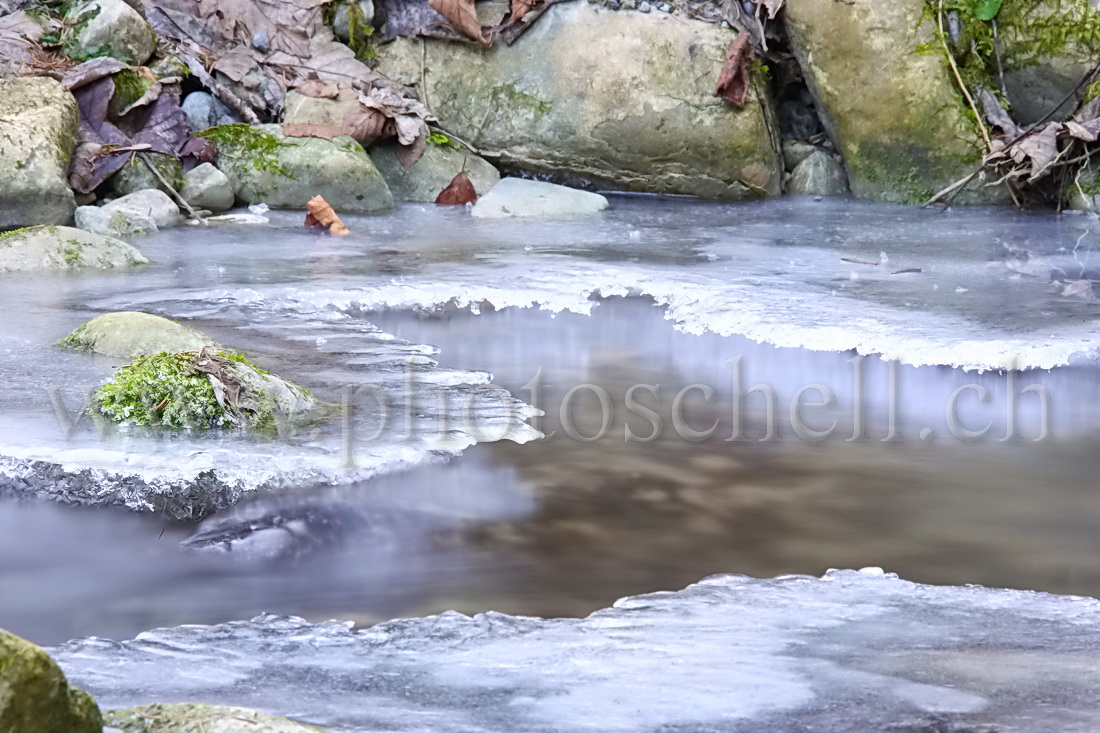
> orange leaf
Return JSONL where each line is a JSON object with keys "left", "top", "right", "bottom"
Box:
{"left": 435, "top": 173, "right": 478, "bottom": 205}
{"left": 428, "top": 0, "right": 489, "bottom": 44}
{"left": 305, "top": 195, "right": 350, "bottom": 236}
{"left": 715, "top": 33, "right": 752, "bottom": 108}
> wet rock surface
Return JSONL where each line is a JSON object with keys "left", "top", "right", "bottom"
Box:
{"left": 0, "top": 77, "right": 79, "bottom": 228}
{"left": 375, "top": 2, "right": 782, "bottom": 199}
{"left": 0, "top": 225, "right": 147, "bottom": 272}
{"left": 209, "top": 124, "right": 394, "bottom": 213}
{"left": 59, "top": 311, "right": 219, "bottom": 358}
{"left": 0, "top": 628, "right": 102, "bottom": 733}
{"left": 180, "top": 163, "right": 235, "bottom": 213}
{"left": 369, "top": 141, "right": 501, "bottom": 202}
{"left": 106, "top": 702, "right": 324, "bottom": 732}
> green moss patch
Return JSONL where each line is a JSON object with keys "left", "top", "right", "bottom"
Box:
{"left": 94, "top": 351, "right": 227, "bottom": 429}
{"left": 196, "top": 124, "right": 298, "bottom": 178}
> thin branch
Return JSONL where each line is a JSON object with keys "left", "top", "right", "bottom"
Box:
{"left": 937, "top": 0, "right": 992, "bottom": 151}
{"left": 138, "top": 152, "right": 206, "bottom": 225}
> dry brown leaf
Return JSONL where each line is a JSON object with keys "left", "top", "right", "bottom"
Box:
{"left": 342, "top": 104, "right": 392, "bottom": 146}
{"left": 435, "top": 172, "right": 478, "bottom": 205}
{"left": 428, "top": 0, "right": 489, "bottom": 44}
{"left": 979, "top": 88, "right": 1018, "bottom": 137}
{"left": 1017, "top": 122, "right": 1061, "bottom": 182}
{"left": 759, "top": 0, "right": 783, "bottom": 19}
{"left": 0, "top": 10, "right": 42, "bottom": 72}
{"left": 305, "top": 195, "right": 350, "bottom": 236}
{"left": 510, "top": 0, "right": 539, "bottom": 22}
{"left": 294, "top": 79, "right": 342, "bottom": 99}
{"left": 715, "top": 33, "right": 752, "bottom": 108}
{"left": 1067, "top": 119, "right": 1100, "bottom": 142}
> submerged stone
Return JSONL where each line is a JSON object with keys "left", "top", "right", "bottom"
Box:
{"left": 106, "top": 703, "right": 324, "bottom": 732}
{"left": 0, "top": 77, "right": 79, "bottom": 228}
{"left": 0, "top": 628, "right": 102, "bottom": 733}
{"left": 374, "top": 3, "right": 781, "bottom": 199}
{"left": 471, "top": 177, "right": 609, "bottom": 218}
{"left": 201, "top": 123, "right": 393, "bottom": 214}
{"left": 0, "top": 225, "right": 147, "bottom": 272}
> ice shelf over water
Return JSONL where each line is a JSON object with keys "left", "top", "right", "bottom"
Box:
{"left": 52, "top": 569, "right": 1100, "bottom": 732}
{"left": 3, "top": 198, "right": 1100, "bottom": 512}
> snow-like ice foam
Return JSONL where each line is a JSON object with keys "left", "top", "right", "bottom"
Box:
{"left": 99, "top": 199, "right": 1100, "bottom": 372}
{"left": 52, "top": 570, "right": 1100, "bottom": 732}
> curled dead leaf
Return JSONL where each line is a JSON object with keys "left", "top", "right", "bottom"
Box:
{"left": 715, "top": 33, "right": 752, "bottom": 108}
{"left": 305, "top": 195, "right": 350, "bottom": 236}
{"left": 428, "top": 0, "right": 489, "bottom": 44}
{"left": 435, "top": 172, "right": 478, "bottom": 205}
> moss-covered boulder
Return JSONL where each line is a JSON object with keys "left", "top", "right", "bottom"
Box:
{"left": 374, "top": 3, "right": 781, "bottom": 199}
{"left": 110, "top": 153, "right": 185, "bottom": 198}
{"left": 68, "top": 0, "right": 157, "bottom": 65}
{"left": 0, "top": 77, "right": 79, "bottom": 228}
{"left": 783, "top": 0, "right": 1005, "bottom": 203}
{"left": 368, "top": 139, "right": 501, "bottom": 202}
{"left": 60, "top": 312, "right": 318, "bottom": 431}
{"left": 198, "top": 123, "right": 393, "bottom": 213}
{"left": 0, "top": 225, "right": 147, "bottom": 272}
{"left": 106, "top": 702, "right": 324, "bottom": 732}
{"left": 0, "top": 628, "right": 103, "bottom": 733}
{"left": 59, "top": 311, "right": 218, "bottom": 358}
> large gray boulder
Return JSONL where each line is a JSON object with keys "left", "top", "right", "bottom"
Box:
{"left": 204, "top": 124, "right": 393, "bottom": 213}
{"left": 68, "top": 0, "right": 157, "bottom": 65}
{"left": 59, "top": 311, "right": 218, "bottom": 358}
{"left": 0, "top": 77, "right": 79, "bottom": 228}
{"left": 471, "top": 177, "right": 609, "bottom": 218}
{"left": 0, "top": 225, "right": 147, "bottom": 272}
{"left": 783, "top": 0, "right": 1005, "bottom": 204}
{"left": 0, "top": 628, "right": 102, "bottom": 733}
{"left": 106, "top": 702, "right": 324, "bottom": 732}
{"left": 369, "top": 140, "right": 500, "bottom": 202}
{"left": 374, "top": 3, "right": 781, "bottom": 199}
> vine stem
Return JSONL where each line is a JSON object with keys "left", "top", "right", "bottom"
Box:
{"left": 937, "top": 0, "right": 993, "bottom": 151}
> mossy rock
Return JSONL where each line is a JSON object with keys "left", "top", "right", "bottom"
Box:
{"left": 198, "top": 123, "right": 393, "bottom": 213}
{"left": 58, "top": 311, "right": 218, "bottom": 358}
{"left": 0, "top": 225, "right": 147, "bottom": 272}
{"left": 60, "top": 312, "right": 319, "bottom": 432}
{"left": 368, "top": 139, "right": 501, "bottom": 202}
{"left": 784, "top": 0, "right": 1009, "bottom": 204}
{"left": 110, "top": 153, "right": 184, "bottom": 197}
{"left": 105, "top": 702, "right": 325, "bottom": 732}
{"left": 0, "top": 628, "right": 103, "bottom": 733}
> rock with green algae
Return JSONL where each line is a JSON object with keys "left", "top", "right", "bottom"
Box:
{"left": 198, "top": 123, "right": 393, "bottom": 213}
{"left": 110, "top": 153, "right": 185, "bottom": 198}
{"left": 105, "top": 702, "right": 325, "bottom": 732}
{"left": 783, "top": 0, "right": 1009, "bottom": 204}
{"left": 58, "top": 311, "right": 218, "bottom": 358}
{"left": 0, "top": 225, "right": 147, "bottom": 273}
{"left": 59, "top": 312, "right": 319, "bottom": 431}
{"left": 373, "top": 2, "right": 782, "bottom": 199}
{"left": 0, "top": 77, "right": 79, "bottom": 228}
{"left": 0, "top": 628, "right": 103, "bottom": 733}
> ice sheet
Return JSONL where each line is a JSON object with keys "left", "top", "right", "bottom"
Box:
{"left": 52, "top": 569, "right": 1100, "bottom": 732}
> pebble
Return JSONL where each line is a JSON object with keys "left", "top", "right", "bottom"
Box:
{"left": 639, "top": 1, "right": 651, "bottom": 11}
{"left": 657, "top": 2, "right": 672, "bottom": 10}
{"left": 607, "top": 0, "right": 620, "bottom": 8}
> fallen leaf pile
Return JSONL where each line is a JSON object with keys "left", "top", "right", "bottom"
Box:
{"left": 305, "top": 195, "right": 350, "bottom": 236}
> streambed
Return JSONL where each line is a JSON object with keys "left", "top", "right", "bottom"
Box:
{"left": 2, "top": 196, "right": 1100, "bottom": 653}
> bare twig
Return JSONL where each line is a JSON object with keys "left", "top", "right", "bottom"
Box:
{"left": 937, "top": 0, "right": 992, "bottom": 151}
{"left": 137, "top": 152, "right": 207, "bottom": 225}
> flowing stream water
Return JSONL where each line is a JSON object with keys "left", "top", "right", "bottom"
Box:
{"left": 3, "top": 195, "right": 1100, "bottom": 656}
